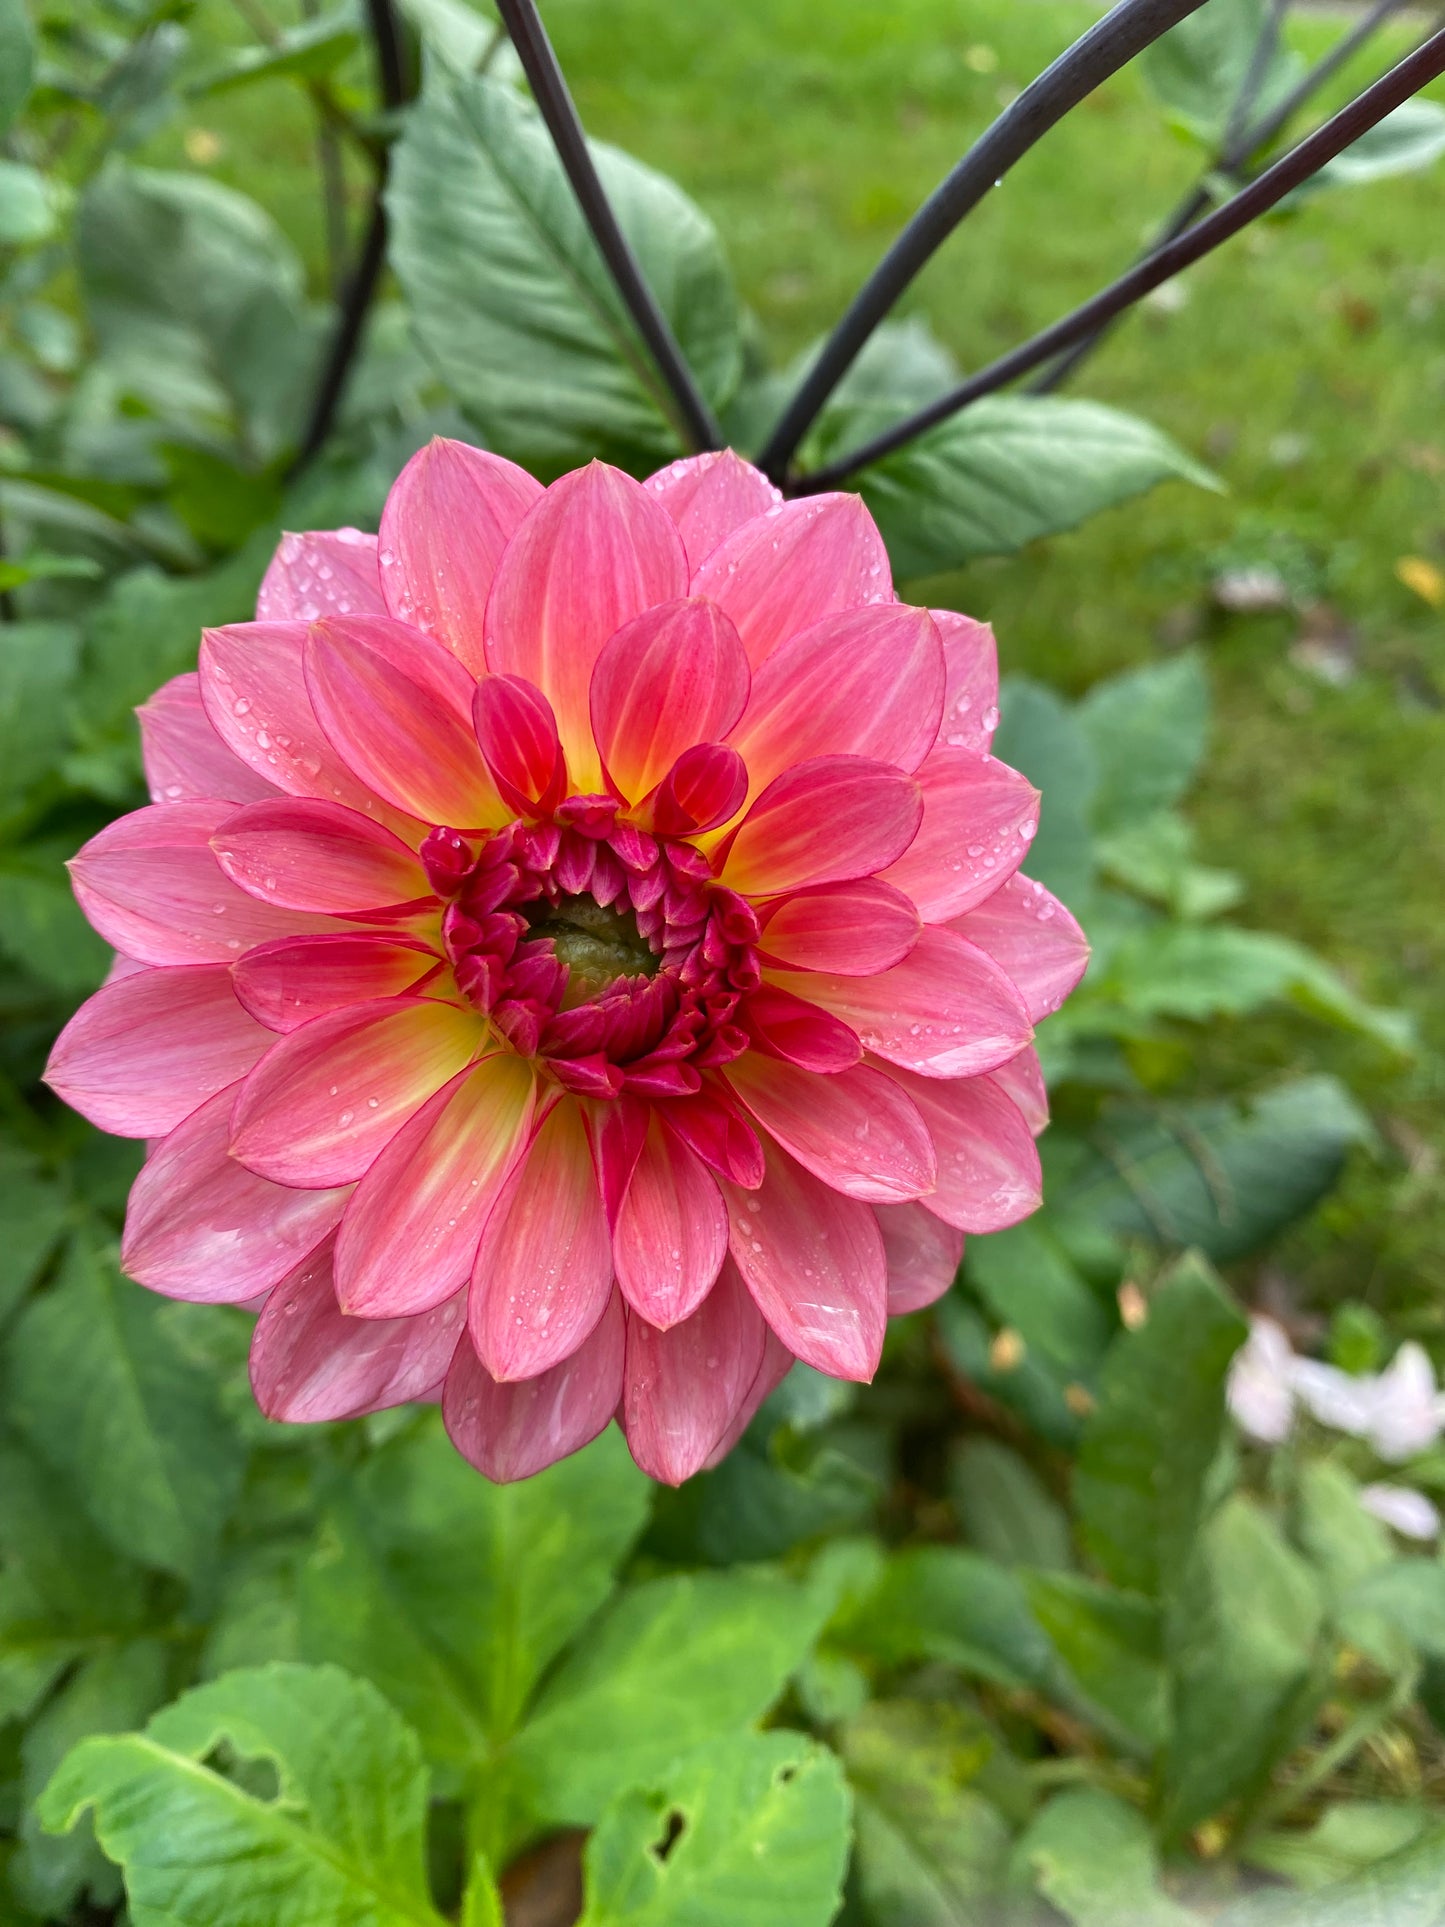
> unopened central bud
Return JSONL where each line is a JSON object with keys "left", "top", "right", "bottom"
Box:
{"left": 523, "top": 894, "right": 659, "bottom": 1006}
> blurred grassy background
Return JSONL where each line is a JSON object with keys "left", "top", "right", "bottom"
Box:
{"left": 174, "top": 0, "right": 1445, "bottom": 1315}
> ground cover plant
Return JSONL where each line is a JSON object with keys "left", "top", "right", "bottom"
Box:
{"left": 3, "top": 0, "right": 1445, "bottom": 1921}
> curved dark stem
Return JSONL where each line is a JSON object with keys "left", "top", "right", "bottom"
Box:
{"left": 1035, "top": 0, "right": 1291, "bottom": 394}
{"left": 754, "top": 0, "right": 1214, "bottom": 485}
{"left": 791, "top": 28, "right": 1445, "bottom": 494}
{"left": 1034, "top": 0, "right": 1409, "bottom": 393}
{"left": 493, "top": 0, "right": 722, "bottom": 454}
{"left": 287, "top": 0, "right": 413, "bottom": 480}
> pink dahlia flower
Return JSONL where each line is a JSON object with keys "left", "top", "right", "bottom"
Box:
{"left": 46, "top": 443, "right": 1087, "bottom": 1484}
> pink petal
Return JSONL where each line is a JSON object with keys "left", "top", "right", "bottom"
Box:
{"left": 69, "top": 803, "right": 344, "bottom": 967}
{"left": 589, "top": 597, "right": 750, "bottom": 804}
{"left": 614, "top": 1116, "right": 727, "bottom": 1328}
{"left": 875, "top": 1201, "right": 963, "bottom": 1314}
{"left": 934, "top": 609, "right": 1000, "bottom": 755}
{"left": 468, "top": 1096, "right": 613, "bottom": 1381}
{"left": 718, "top": 755, "right": 922, "bottom": 897}
{"left": 305, "top": 615, "right": 502, "bottom": 829}
{"left": 484, "top": 463, "right": 687, "bottom": 784}
{"left": 200, "top": 620, "right": 416, "bottom": 833}
{"left": 586, "top": 1093, "right": 650, "bottom": 1227}
{"left": 881, "top": 749, "right": 1040, "bottom": 921}
{"left": 377, "top": 438, "right": 542, "bottom": 673}
{"left": 46, "top": 964, "right": 269, "bottom": 1137}
{"left": 724, "top": 1056, "right": 936, "bottom": 1205}
{"left": 138, "top": 673, "right": 277, "bottom": 806}
{"left": 650, "top": 743, "right": 747, "bottom": 837}
{"left": 721, "top": 1139, "right": 886, "bottom": 1380}
{"left": 472, "top": 675, "right": 566, "bottom": 815}
{"left": 773, "top": 926, "right": 1033, "bottom": 1080}
{"left": 949, "top": 873, "right": 1090, "bottom": 1022}
{"left": 690, "top": 494, "right": 892, "bottom": 669}
{"left": 991, "top": 1045, "right": 1049, "bottom": 1136}
{"left": 232, "top": 933, "right": 441, "bottom": 1032}
{"left": 758, "top": 879, "right": 920, "bottom": 976}
{"left": 444, "top": 1290, "right": 625, "bottom": 1482}
{"left": 703, "top": 1329, "right": 795, "bottom": 1469}
{"left": 122, "top": 1085, "right": 347, "bottom": 1302}
{"left": 336, "top": 1055, "right": 535, "bottom": 1318}
{"left": 745, "top": 983, "right": 860, "bottom": 1073}
{"left": 256, "top": 528, "right": 385, "bottom": 623}
{"left": 250, "top": 1236, "right": 465, "bottom": 1421}
{"left": 643, "top": 450, "right": 783, "bottom": 572}
{"left": 728, "top": 604, "right": 944, "bottom": 796}
{"left": 881, "top": 1062, "right": 1041, "bottom": 1232}
{"left": 621, "top": 1260, "right": 767, "bottom": 1484}
{"left": 210, "top": 798, "right": 428, "bottom": 914}
{"left": 653, "top": 1089, "right": 765, "bottom": 1190}
{"left": 230, "top": 996, "right": 483, "bottom": 1187}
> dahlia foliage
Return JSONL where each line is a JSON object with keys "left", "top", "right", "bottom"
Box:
{"left": 46, "top": 442, "right": 1087, "bottom": 1484}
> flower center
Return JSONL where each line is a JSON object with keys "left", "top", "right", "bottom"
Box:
{"left": 421, "top": 807, "right": 763, "bottom": 1101}
{"left": 520, "top": 894, "right": 659, "bottom": 1006}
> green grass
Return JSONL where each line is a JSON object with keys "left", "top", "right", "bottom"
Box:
{"left": 178, "top": 0, "right": 1445, "bottom": 1313}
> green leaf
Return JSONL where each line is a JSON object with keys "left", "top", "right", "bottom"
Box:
{"left": 11, "top": 1641, "right": 170, "bottom": 1919}
{"left": 0, "top": 620, "right": 82, "bottom": 807}
{"left": 0, "top": 0, "right": 35, "bottom": 137}
{"left": 77, "top": 165, "right": 316, "bottom": 459}
{"left": 0, "top": 847, "right": 112, "bottom": 994}
{"left": 840, "top": 1700, "right": 1010, "bottom": 1926}
{"left": 1098, "top": 924, "right": 1412, "bottom": 1053}
{"left": 1011, "top": 1788, "right": 1194, "bottom": 1927}
{"left": 460, "top": 1853, "right": 504, "bottom": 1927}
{"left": 1097, "top": 811, "right": 1244, "bottom": 921}
{"left": 1244, "top": 1801, "right": 1433, "bottom": 1893}
{"left": 1223, "top": 1821, "right": 1445, "bottom": 1926}
{"left": 38, "top": 1663, "right": 447, "bottom": 1927}
{"left": 1074, "top": 1252, "right": 1245, "bottom": 1601}
{"left": 0, "top": 1437, "right": 151, "bottom": 1725}
{"left": 577, "top": 1731, "right": 850, "bottom": 1927}
{"left": 1339, "top": 1561, "right": 1445, "bottom": 1663}
{"left": 399, "top": 0, "right": 501, "bottom": 76}
{"left": 990, "top": 676, "right": 1098, "bottom": 909}
{"left": 3, "top": 1229, "right": 245, "bottom": 1580}
{"left": 1052, "top": 1076, "right": 1376, "bottom": 1264}
{"left": 949, "top": 1437, "right": 1074, "bottom": 1571}
{"left": 1076, "top": 653, "right": 1209, "bottom": 834}
{"left": 0, "top": 1143, "right": 69, "bottom": 1329}
{"left": 299, "top": 1422, "right": 650, "bottom": 1769}
{"left": 965, "top": 1220, "right": 1112, "bottom": 1379}
{"left": 0, "top": 160, "right": 56, "bottom": 247}
{"left": 389, "top": 76, "right": 741, "bottom": 472}
{"left": 508, "top": 1569, "right": 827, "bottom": 1827}
{"left": 1302, "top": 99, "right": 1445, "bottom": 196}
{"left": 189, "top": 12, "right": 363, "bottom": 97}
{"left": 1295, "top": 1460, "right": 1394, "bottom": 1599}
{"left": 1021, "top": 1572, "right": 1168, "bottom": 1752}
{"left": 841, "top": 396, "right": 1217, "bottom": 579}
{"left": 1141, "top": 0, "right": 1302, "bottom": 145}
{"left": 1161, "top": 1495, "right": 1325, "bottom": 1837}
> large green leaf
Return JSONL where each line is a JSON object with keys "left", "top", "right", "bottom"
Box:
{"left": 990, "top": 677, "right": 1099, "bottom": 909}
{"left": 0, "top": 847, "right": 113, "bottom": 995}
{"left": 77, "top": 165, "right": 316, "bottom": 459}
{"left": 0, "top": 1143, "right": 70, "bottom": 1329}
{"left": 1076, "top": 653, "right": 1209, "bottom": 834}
{"left": 0, "top": 0, "right": 34, "bottom": 137}
{"left": 577, "top": 1731, "right": 850, "bottom": 1927}
{"left": 1141, "top": 0, "right": 1301, "bottom": 145}
{"left": 840, "top": 397, "right": 1217, "bottom": 578}
{"left": 1074, "top": 1253, "right": 1245, "bottom": 1602}
{"left": 1021, "top": 1572, "right": 1168, "bottom": 1752}
{"left": 1161, "top": 1496, "right": 1325, "bottom": 1838}
{"left": 841, "top": 1700, "right": 1010, "bottom": 1926}
{"left": 389, "top": 76, "right": 741, "bottom": 472}
{"left": 299, "top": 1422, "right": 650, "bottom": 1769}
{"left": 508, "top": 1569, "right": 827, "bottom": 1827}
{"left": 949, "top": 1437, "right": 1074, "bottom": 1571}
{"left": 1011, "top": 1788, "right": 1194, "bottom": 1927}
{"left": 1301, "top": 99, "right": 1445, "bottom": 197}
{"left": 189, "top": 11, "right": 362, "bottom": 97}
{"left": 1223, "top": 1822, "right": 1445, "bottom": 1926}
{"left": 964, "top": 1220, "right": 1111, "bottom": 1379}
{"left": 1050, "top": 1076, "right": 1375, "bottom": 1264}
{"left": 0, "top": 620, "right": 82, "bottom": 809}
{"left": 38, "top": 1664, "right": 447, "bottom": 1927}
{"left": 3, "top": 1229, "right": 245, "bottom": 1580}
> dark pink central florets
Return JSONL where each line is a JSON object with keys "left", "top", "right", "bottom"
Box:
{"left": 421, "top": 801, "right": 761, "bottom": 1101}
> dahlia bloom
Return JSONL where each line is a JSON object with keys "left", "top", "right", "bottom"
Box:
{"left": 46, "top": 443, "right": 1087, "bottom": 1484}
